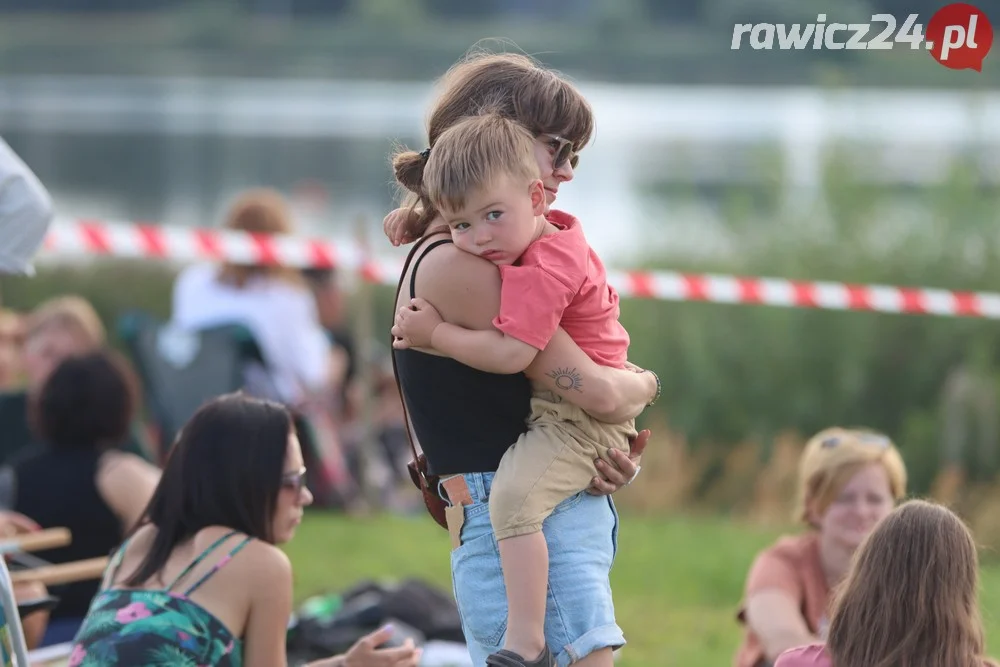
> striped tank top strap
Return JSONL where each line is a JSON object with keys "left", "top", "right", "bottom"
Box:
{"left": 165, "top": 530, "right": 239, "bottom": 593}
{"left": 181, "top": 535, "right": 253, "bottom": 597}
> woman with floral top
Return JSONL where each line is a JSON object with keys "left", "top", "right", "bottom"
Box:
{"left": 71, "top": 393, "right": 420, "bottom": 667}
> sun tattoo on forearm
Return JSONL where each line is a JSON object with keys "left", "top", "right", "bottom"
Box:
{"left": 546, "top": 367, "right": 583, "bottom": 392}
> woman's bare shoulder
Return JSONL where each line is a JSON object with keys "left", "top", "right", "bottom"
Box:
{"left": 95, "top": 451, "right": 161, "bottom": 515}
{"left": 126, "top": 523, "right": 157, "bottom": 550}
{"left": 223, "top": 538, "right": 292, "bottom": 582}
{"left": 97, "top": 450, "right": 160, "bottom": 476}
{"left": 401, "top": 235, "right": 502, "bottom": 328}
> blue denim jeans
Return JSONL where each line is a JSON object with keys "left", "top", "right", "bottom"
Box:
{"left": 444, "top": 472, "right": 625, "bottom": 666}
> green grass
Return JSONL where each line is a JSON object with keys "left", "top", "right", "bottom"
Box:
{"left": 284, "top": 511, "right": 1000, "bottom": 666}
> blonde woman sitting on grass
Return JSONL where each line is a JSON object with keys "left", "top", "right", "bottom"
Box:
{"left": 734, "top": 428, "right": 908, "bottom": 667}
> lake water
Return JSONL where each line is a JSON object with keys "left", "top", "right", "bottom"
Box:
{"left": 1, "top": 75, "right": 997, "bottom": 266}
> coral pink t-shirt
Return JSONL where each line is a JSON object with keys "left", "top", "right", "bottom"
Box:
{"left": 774, "top": 644, "right": 830, "bottom": 667}
{"left": 492, "top": 210, "right": 629, "bottom": 368}
{"left": 734, "top": 533, "right": 831, "bottom": 667}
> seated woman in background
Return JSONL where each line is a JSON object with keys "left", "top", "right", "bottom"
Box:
{"left": 0, "top": 349, "right": 161, "bottom": 645}
{"left": 775, "top": 499, "right": 998, "bottom": 666}
{"left": 171, "top": 188, "right": 345, "bottom": 407}
{"left": 734, "top": 427, "right": 908, "bottom": 667}
{"left": 72, "top": 393, "right": 421, "bottom": 667}
{"left": 0, "top": 295, "right": 153, "bottom": 464}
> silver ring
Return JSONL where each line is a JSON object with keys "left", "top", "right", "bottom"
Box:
{"left": 625, "top": 465, "right": 642, "bottom": 486}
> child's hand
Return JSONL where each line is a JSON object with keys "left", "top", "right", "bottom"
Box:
{"left": 382, "top": 208, "right": 419, "bottom": 247}
{"left": 391, "top": 298, "right": 444, "bottom": 349}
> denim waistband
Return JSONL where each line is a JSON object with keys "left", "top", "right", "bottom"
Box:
{"left": 438, "top": 471, "right": 495, "bottom": 505}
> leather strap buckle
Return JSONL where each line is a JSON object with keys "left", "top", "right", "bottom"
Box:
{"left": 441, "top": 475, "right": 473, "bottom": 506}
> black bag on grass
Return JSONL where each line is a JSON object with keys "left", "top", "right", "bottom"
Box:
{"left": 286, "top": 578, "right": 465, "bottom": 662}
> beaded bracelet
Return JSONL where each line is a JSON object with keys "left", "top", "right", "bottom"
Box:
{"left": 645, "top": 369, "right": 661, "bottom": 406}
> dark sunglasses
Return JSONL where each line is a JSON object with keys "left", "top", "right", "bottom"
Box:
{"left": 281, "top": 467, "right": 308, "bottom": 494}
{"left": 539, "top": 134, "right": 579, "bottom": 170}
{"left": 820, "top": 433, "right": 890, "bottom": 449}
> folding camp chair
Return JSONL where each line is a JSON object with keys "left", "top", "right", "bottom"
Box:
{"left": 118, "top": 311, "right": 275, "bottom": 457}
{"left": 0, "top": 555, "right": 29, "bottom": 667}
{"left": 119, "top": 311, "right": 355, "bottom": 506}
{"left": 0, "top": 528, "right": 108, "bottom": 667}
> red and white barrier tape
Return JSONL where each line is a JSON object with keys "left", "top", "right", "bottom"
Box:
{"left": 38, "top": 218, "right": 1000, "bottom": 320}
{"left": 45, "top": 219, "right": 357, "bottom": 270}
{"left": 605, "top": 271, "right": 1000, "bottom": 319}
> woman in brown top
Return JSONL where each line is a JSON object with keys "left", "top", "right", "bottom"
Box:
{"left": 733, "top": 427, "right": 908, "bottom": 667}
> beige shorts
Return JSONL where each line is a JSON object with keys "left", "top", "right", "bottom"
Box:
{"left": 490, "top": 391, "right": 637, "bottom": 541}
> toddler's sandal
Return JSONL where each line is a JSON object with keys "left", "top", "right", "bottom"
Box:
{"left": 485, "top": 646, "right": 556, "bottom": 667}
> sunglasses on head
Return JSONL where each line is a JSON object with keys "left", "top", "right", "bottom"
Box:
{"left": 281, "top": 467, "right": 308, "bottom": 494}
{"left": 538, "top": 134, "right": 579, "bottom": 170}
{"left": 820, "top": 433, "right": 890, "bottom": 449}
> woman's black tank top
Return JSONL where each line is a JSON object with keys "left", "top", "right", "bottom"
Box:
{"left": 392, "top": 237, "right": 531, "bottom": 475}
{"left": 14, "top": 447, "right": 122, "bottom": 618}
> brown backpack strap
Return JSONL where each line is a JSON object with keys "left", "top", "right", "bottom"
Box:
{"left": 389, "top": 234, "right": 452, "bottom": 529}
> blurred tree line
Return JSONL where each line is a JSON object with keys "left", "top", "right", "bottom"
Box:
{"left": 621, "top": 149, "right": 1000, "bottom": 496}
{"left": 0, "top": 0, "right": 994, "bottom": 87}
{"left": 3, "top": 148, "right": 999, "bottom": 497}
